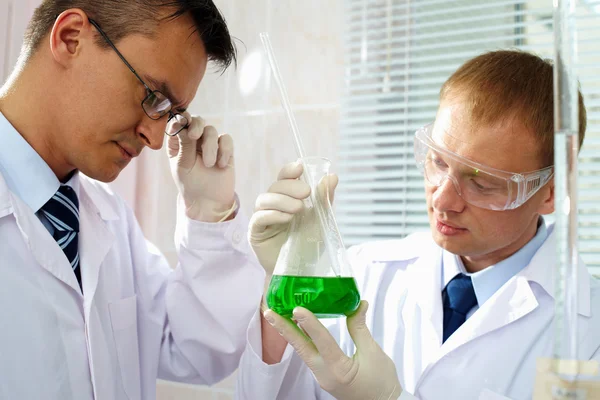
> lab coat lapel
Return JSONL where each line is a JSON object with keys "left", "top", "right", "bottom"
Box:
{"left": 437, "top": 274, "right": 540, "bottom": 359}
{"left": 402, "top": 245, "right": 444, "bottom": 389}
{"left": 8, "top": 183, "right": 82, "bottom": 295}
{"left": 78, "top": 191, "right": 114, "bottom": 308}
{"left": 413, "top": 245, "right": 444, "bottom": 348}
{"left": 417, "top": 243, "right": 545, "bottom": 383}
{"left": 438, "top": 226, "right": 590, "bottom": 359}
{"left": 518, "top": 227, "right": 591, "bottom": 318}
{"left": 78, "top": 178, "right": 125, "bottom": 400}
{"left": 77, "top": 179, "right": 117, "bottom": 309}
{"left": 430, "top": 230, "right": 564, "bottom": 363}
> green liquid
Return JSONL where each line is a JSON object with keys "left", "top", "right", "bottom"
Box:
{"left": 266, "top": 275, "right": 361, "bottom": 318}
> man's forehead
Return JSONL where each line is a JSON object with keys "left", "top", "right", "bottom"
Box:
{"left": 431, "top": 105, "right": 477, "bottom": 151}
{"left": 431, "top": 102, "right": 542, "bottom": 171}
{"left": 143, "top": 18, "right": 208, "bottom": 110}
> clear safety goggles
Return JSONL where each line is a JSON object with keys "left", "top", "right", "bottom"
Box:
{"left": 414, "top": 124, "right": 554, "bottom": 211}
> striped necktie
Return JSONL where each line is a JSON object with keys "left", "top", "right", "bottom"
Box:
{"left": 41, "top": 185, "right": 81, "bottom": 289}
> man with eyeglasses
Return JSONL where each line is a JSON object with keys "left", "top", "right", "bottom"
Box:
{"left": 0, "top": 1, "right": 264, "bottom": 399}
{"left": 236, "top": 50, "right": 600, "bottom": 399}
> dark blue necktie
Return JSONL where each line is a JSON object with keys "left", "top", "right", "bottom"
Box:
{"left": 442, "top": 273, "right": 477, "bottom": 343}
{"left": 41, "top": 185, "right": 81, "bottom": 289}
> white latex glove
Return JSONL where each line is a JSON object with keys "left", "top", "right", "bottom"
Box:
{"left": 167, "top": 112, "right": 236, "bottom": 222}
{"left": 249, "top": 161, "right": 338, "bottom": 275}
{"left": 263, "top": 301, "right": 402, "bottom": 400}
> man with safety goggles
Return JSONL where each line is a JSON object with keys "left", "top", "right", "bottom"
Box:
{"left": 235, "top": 50, "right": 600, "bottom": 400}
{"left": 415, "top": 123, "right": 555, "bottom": 212}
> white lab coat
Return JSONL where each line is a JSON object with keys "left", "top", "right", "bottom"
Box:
{"left": 0, "top": 172, "right": 265, "bottom": 400}
{"left": 235, "top": 226, "right": 600, "bottom": 400}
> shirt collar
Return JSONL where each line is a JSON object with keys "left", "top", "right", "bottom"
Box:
{"left": 0, "top": 112, "right": 80, "bottom": 211}
{"left": 442, "top": 217, "right": 549, "bottom": 307}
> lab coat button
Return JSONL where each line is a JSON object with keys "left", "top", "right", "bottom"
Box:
{"left": 232, "top": 230, "right": 243, "bottom": 244}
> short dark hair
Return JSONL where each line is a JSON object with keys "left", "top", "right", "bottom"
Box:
{"left": 23, "top": 0, "right": 236, "bottom": 71}
{"left": 441, "top": 50, "right": 586, "bottom": 167}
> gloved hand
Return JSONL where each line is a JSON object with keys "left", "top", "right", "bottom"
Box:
{"left": 264, "top": 301, "right": 402, "bottom": 400}
{"left": 167, "top": 113, "right": 236, "bottom": 222}
{"left": 249, "top": 161, "right": 338, "bottom": 275}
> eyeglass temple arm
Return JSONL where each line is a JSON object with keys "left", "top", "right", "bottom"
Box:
{"left": 87, "top": 19, "right": 152, "bottom": 93}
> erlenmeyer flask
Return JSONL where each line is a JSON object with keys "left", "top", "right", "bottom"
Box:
{"left": 266, "top": 157, "right": 361, "bottom": 318}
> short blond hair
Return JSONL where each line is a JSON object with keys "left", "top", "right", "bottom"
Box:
{"left": 440, "top": 50, "right": 586, "bottom": 167}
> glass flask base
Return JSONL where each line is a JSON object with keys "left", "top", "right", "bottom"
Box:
{"left": 266, "top": 275, "right": 361, "bottom": 318}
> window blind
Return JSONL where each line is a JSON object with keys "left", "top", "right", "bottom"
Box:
{"left": 338, "top": 0, "right": 600, "bottom": 276}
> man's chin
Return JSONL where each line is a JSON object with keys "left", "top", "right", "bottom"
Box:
{"left": 79, "top": 164, "right": 125, "bottom": 183}
{"left": 97, "top": 173, "right": 120, "bottom": 183}
{"left": 430, "top": 228, "right": 471, "bottom": 255}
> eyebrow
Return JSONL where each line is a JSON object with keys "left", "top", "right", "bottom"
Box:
{"left": 432, "top": 152, "right": 479, "bottom": 177}
{"left": 144, "top": 76, "right": 187, "bottom": 113}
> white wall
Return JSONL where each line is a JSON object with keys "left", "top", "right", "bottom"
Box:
{"left": 0, "top": 0, "right": 39, "bottom": 83}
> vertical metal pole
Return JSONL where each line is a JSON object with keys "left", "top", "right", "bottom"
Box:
{"left": 552, "top": 0, "right": 580, "bottom": 372}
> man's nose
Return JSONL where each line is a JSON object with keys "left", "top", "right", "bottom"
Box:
{"left": 137, "top": 116, "right": 167, "bottom": 150}
{"left": 431, "top": 176, "right": 466, "bottom": 213}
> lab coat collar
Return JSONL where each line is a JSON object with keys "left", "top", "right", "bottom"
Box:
{"left": 0, "top": 166, "right": 120, "bottom": 222}
{"left": 78, "top": 176, "right": 120, "bottom": 222}
{"left": 435, "top": 269, "right": 542, "bottom": 360}
{"left": 375, "top": 225, "right": 590, "bottom": 317}
{"left": 0, "top": 163, "right": 118, "bottom": 299}
{"left": 426, "top": 223, "right": 590, "bottom": 367}
{"left": 0, "top": 111, "right": 58, "bottom": 213}
{"left": 416, "top": 244, "right": 544, "bottom": 377}
{"left": 442, "top": 218, "right": 549, "bottom": 308}
{"left": 409, "top": 223, "right": 591, "bottom": 374}
{"left": 0, "top": 115, "right": 119, "bottom": 301}
{"left": 7, "top": 176, "right": 116, "bottom": 300}
{"left": 368, "top": 231, "right": 433, "bottom": 262}
{"left": 519, "top": 223, "right": 591, "bottom": 317}
{"left": 0, "top": 171, "right": 84, "bottom": 294}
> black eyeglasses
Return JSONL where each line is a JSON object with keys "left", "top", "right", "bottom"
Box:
{"left": 88, "top": 18, "right": 188, "bottom": 136}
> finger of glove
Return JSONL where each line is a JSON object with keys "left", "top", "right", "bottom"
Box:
{"left": 293, "top": 307, "right": 349, "bottom": 367}
{"left": 249, "top": 209, "right": 294, "bottom": 236}
{"left": 346, "top": 301, "right": 377, "bottom": 351}
{"left": 277, "top": 161, "right": 304, "bottom": 180}
{"left": 167, "top": 111, "right": 194, "bottom": 158}
{"left": 254, "top": 192, "right": 305, "bottom": 213}
{"left": 217, "top": 134, "right": 234, "bottom": 168}
{"left": 264, "top": 309, "right": 319, "bottom": 366}
{"left": 268, "top": 179, "right": 311, "bottom": 200}
{"left": 175, "top": 115, "right": 205, "bottom": 169}
{"left": 316, "top": 174, "right": 339, "bottom": 205}
{"left": 198, "top": 125, "right": 219, "bottom": 168}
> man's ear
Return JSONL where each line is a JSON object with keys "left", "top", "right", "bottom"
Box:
{"left": 49, "top": 9, "right": 91, "bottom": 67}
{"left": 538, "top": 180, "right": 554, "bottom": 215}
